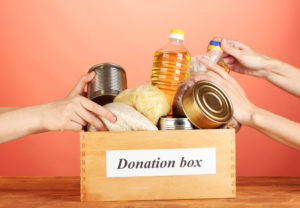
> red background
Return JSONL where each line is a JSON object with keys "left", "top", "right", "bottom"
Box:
{"left": 0, "top": 0, "right": 300, "bottom": 176}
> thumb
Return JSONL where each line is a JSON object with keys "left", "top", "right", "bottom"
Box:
{"left": 68, "top": 72, "right": 95, "bottom": 97}
{"left": 221, "top": 39, "right": 243, "bottom": 59}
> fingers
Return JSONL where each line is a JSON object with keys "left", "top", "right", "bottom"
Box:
{"left": 68, "top": 72, "right": 95, "bottom": 98}
{"left": 221, "top": 56, "right": 236, "bottom": 71}
{"left": 79, "top": 96, "right": 117, "bottom": 123}
{"left": 75, "top": 104, "right": 108, "bottom": 131}
{"left": 190, "top": 55, "right": 207, "bottom": 73}
{"left": 211, "top": 36, "right": 223, "bottom": 42}
{"left": 71, "top": 112, "right": 87, "bottom": 126}
{"left": 60, "top": 95, "right": 112, "bottom": 131}
{"left": 65, "top": 122, "right": 83, "bottom": 131}
{"left": 221, "top": 39, "right": 244, "bottom": 59}
{"left": 191, "top": 70, "right": 224, "bottom": 84}
{"left": 222, "top": 56, "right": 235, "bottom": 64}
{"left": 198, "top": 56, "right": 230, "bottom": 80}
{"left": 223, "top": 38, "right": 248, "bottom": 50}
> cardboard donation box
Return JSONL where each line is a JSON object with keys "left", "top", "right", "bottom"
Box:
{"left": 80, "top": 129, "right": 236, "bottom": 201}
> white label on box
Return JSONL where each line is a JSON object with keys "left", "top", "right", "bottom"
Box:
{"left": 106, "top": 148, "right": 216, "bottom": 178}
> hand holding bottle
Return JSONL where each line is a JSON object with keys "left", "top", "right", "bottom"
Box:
{"left": 220, "top": 38, "right": 271, "bottom": 78}
{"left": 221, "top": 37, "right": 300, "bottom": 97}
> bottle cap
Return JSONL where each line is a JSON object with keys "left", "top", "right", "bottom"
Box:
{"left": 169, "top": 28, "right": 184, "bottom": 41}
{"left": 208, "top": 41, "right": 223, "bottom": 52}
{"left": 209, "top": 40, "right": 221, "bottom": 46}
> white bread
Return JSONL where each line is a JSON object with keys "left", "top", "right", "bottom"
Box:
{"left": 114, "top": 83, "right": 170, "bottom": 125}
{"left": 89, "top": 102, "right": 158, "bottom": 131}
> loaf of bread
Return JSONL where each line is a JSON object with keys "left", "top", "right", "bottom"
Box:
{"left": 89, "top": 102, "right": 158, "bottom": 131}
{"left": 114, "top": 83, "right": 170, "bottom": 125}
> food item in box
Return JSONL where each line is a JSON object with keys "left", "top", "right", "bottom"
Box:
{"left": 182, "top": 80, "right": 233, "bottom": 129}
{"left": 173, "top": 80, "right": 195, "bottom": 116}
{"left": 174, "top": 79, "right": 241, "bottom": 132}
{"left": 114, "top": 83, "right": 170, "bottom": 125}
{"left": 159, "top": 116, "right": 194, "bottom": 130}
{"left": 189, "top": 40, "right": 230, "bottom": 76}
{"left": 88, "top": 102, "right": 158, "bottom": 131}
{"left": 87, "top": 63, "right": 127, "bottom": 105}
{"left": 151, "top": 29, "right": 191, "bottom": 106}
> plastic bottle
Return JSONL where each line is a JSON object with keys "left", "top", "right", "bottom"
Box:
{"left": 207, "top": 40, "right": 223, "bottom": 63}
{"left": 151, "top": 29, "right": 191, "bottom": 106}
{"left": 189, "top": 40, "right": 230, "bottom": 75}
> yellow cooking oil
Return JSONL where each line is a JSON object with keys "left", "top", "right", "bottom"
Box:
{"left": 151, "top": 29, "right": 191, "bottom": 109}
{"left": 151, "top": 50, "right": 190, "bottom": 104}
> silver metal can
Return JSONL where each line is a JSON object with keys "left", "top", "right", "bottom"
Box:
{"left": 159, "top": 116, "right": 194, "bottom": 130}
{"left": 86, "top": 63, "right": 126, "bottom": 132}
{"left": 87, "top": 63, "right": 127, "bottom": 105}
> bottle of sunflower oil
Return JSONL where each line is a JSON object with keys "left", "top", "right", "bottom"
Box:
{"left": 151, "top": 29, "right": 191, "bottom": 109}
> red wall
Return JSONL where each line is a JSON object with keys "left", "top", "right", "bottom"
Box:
{"left": 0, "top": 0, "right": 300, "bottom": 176}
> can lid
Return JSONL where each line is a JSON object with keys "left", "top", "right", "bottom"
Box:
{"left": 193, "top": 80, "right": 233, "bottom": 123}
{"left": 88, "top": 63, "right": 125, "bottom": 73}
{"left": 169, "top": 28, "right": 184, "bottom": 41}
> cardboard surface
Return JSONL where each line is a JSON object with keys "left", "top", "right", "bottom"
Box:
{"left": 80, "top": 129, "right": 236, "bottom": 201}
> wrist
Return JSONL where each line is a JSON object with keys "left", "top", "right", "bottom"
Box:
{"left": 260, "top": 57, "right": 282, "bottom": 79}
{"left": 38, "top": 102, "right": 54, "bottom": 132}
{"left": 239, "top": 103, "right": 260, "bottom": 127}
{"left": 243, "top": 105, "right": 265, "bottom": 129}
{"left": 21, "top": 105, "right": 46, "bottom": 135}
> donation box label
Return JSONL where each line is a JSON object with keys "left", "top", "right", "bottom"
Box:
{"left": 106, "top": 148, "right": 216, "bottom": 178}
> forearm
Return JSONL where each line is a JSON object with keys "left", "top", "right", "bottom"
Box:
{"left": 247, "top": 106, "right": 300, "bottom": 150}
{"left": 0, "top": 105, "right": 45, "bottom": 143}
{"left": 0, "top": 107, "right": 18, "bottom": 114}
{"left": 263, "top": 58, "right": 300, "bottom": 97}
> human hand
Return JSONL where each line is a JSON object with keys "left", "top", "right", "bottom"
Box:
{"left": 220, "top": 38, "right": 271, "bottom": 78}
{"left": 40, "top": 72, "right": 116, "bottom": 131}
{"left": 196, "top": 56, "right": 257, "bottom": 126}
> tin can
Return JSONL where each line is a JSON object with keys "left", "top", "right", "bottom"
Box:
{"left": 87, "top": 63, "right": 127, "bottom": 105}
{"left": 159, "top": 116, "right": 194, "bottom": 130}
{"left": 87, "top": 63, "right": 126, "bottom": 132}
{"left": 182, "top": 80, "right": 233, "bottom": 129}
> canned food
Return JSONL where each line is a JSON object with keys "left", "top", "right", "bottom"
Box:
{"left": 87, "top": 63, "right": 127, "bottom": 105}
{"left": 159, "top": 116, "right": 194, "bottom": 130}
{"left": 182, "top": 80, "right": 233, "bottom": 129}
